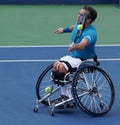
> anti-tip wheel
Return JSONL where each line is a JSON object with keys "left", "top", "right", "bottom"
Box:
{"left": 33, "top": 107, "right": 38, "bottom": 112}
{"left": 50, "top": 111, "right": 54, "bottom": 116}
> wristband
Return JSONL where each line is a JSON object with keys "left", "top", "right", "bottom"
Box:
{"left": 63, "top": 27, "right": 71, "bottom": 33}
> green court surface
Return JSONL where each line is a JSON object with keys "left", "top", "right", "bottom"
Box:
{"left": 0, "top": 4, "right": 120, "bottom": 46}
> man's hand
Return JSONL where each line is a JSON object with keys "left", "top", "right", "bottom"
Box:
{"left": 68, "top": 44, "right": 75, "bottom": 51}
{"left": 54, "top": 28, "right": 64, "bottom": 34}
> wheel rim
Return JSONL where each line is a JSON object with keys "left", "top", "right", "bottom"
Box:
{"left": 73, "top": 66, "right": 115, "bottom": 116}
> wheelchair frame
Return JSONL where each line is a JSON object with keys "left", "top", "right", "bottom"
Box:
{"left": 33, "top": 61, "right": 115, "bottom": 116}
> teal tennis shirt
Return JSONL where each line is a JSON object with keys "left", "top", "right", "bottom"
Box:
{"left": 71, "top": 23, "right": 97, "bottom": 59}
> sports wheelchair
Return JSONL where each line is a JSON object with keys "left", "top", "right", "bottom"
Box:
{"left": 33, "top": 58, "right": 115, "bottom": 116}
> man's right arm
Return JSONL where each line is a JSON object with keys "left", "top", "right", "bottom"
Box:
{"left": 54, "top": 25, "right": 74, "bottom": 34}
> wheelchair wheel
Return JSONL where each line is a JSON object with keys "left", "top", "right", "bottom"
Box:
{"left": 36, "top": 63, "right": 61, "bottom": 105}
{"left": 72, "top": 66, "right": 115, "bottom": 116}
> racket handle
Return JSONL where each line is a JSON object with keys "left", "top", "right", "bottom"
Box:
{"left": 70, "top": 42, "right": 76, "bottom": 48}
{"left": 71, "top": 42, "right": 75, "bottom": 47}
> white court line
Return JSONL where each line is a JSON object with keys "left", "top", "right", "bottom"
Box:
{"left": 0, "top": 44, "right": 120, "bottom": 48}
{"left": 0, "top": 59, "right": 56, "bottom": 63}
{"left": 0, "top": 45, "right": 120, "bottom": 62}
{"left": 0, "top": 58, "right": 120, "bottom": 63}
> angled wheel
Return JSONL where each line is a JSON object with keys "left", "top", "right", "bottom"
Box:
{"left": 36, "top": 63, "right": 61, "bottom": 105}
{"left": 72, "top": 66, "right": 115, "bottom": 116}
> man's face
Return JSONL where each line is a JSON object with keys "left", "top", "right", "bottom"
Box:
{"left": 77, "top": 9, "right": 89, "bottom": 24}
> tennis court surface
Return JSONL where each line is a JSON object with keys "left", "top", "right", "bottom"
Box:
{"left": 0, "top": 45, "right": 120, "bottom": 125}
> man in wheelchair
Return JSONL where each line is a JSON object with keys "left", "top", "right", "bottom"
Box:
{"left": 33, "top": 5, "right": 114, "bottom": 115}
{"left": 52, "top": 6, "right": 98, "bottom": 101}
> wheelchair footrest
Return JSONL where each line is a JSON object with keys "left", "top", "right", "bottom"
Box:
{"left": 50, "top": 95, "right": 76, "bottom": 109}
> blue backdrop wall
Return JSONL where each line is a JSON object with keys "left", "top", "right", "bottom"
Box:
{"left": 0, "top": 0, "right": 119, "bottom": 4}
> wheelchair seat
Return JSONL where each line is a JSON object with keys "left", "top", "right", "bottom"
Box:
{"left": 51, "top": 56, "right": 99, "bottom": 86}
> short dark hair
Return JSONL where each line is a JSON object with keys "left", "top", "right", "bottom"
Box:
{"left": 83, "top": 6, "right": 97, "bottom": 22}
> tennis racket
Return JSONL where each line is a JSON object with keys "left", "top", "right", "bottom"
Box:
{"left": 71, "top": 13, "right": 86, "bottom": 46}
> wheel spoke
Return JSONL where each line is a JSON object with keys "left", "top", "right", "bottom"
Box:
{"left": 73, "top": 66, "right": 115, "bottom": 116}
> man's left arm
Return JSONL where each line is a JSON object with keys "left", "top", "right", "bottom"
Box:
{"left": 69, "top": 38, "right": 89, "bottom": 51}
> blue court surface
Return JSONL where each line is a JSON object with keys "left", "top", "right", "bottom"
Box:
{"left": 0, "top": 45, "right": 120, "bottom": 125}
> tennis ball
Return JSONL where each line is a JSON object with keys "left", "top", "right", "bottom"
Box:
{"left": 45, "top": 87, "right": 51, "bottom": 93}
{"left": 77, "top": 24, "right": 83, "bottom": 31}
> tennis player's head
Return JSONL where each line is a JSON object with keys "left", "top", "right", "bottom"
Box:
{"left": 77, "top": 6, "right": 97, "bottom": 24}
{"left": 83, "top": 6, "right": 97, "bottom": 23}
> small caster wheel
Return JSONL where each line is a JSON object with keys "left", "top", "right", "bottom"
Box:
{"left": 51, "top": 111, "right": 54, "bottom": 116}
{"left": 33, "top": 107, "right": 38, "bottom": 112}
